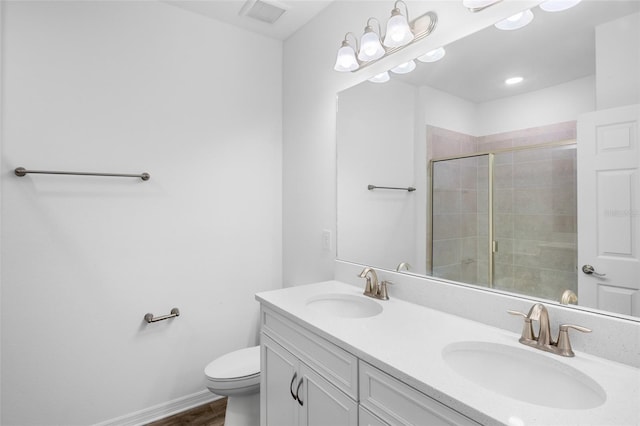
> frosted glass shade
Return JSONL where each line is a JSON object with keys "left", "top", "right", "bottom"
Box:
{"left": 358, "top": 31, "right": 385, "bottom": 61}
{"left": 383, "top": 12, "right": 414, "bottom": 48}
{"left": 417, "top": 47, "right": 446, "bottom": 63}
{"left": 334, "top": 44, "right": 359, "bottom": 72}
{"left": 495, "top": 9, "right": 534, "bottom": 31}
{"left": 539, "top": 0, "right": 582, "bottom": 12}
{"left": 390, "top": 60, "right": 416, "bottom": 74}
{"left": 368, "top": 72, "right": 390, "bottom": 83}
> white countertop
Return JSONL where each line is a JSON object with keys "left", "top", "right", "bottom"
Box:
{"left": 256, "top": 280, "right": 640, "bottom": 426}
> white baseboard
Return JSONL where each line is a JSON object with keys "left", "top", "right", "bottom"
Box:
{"left": 93, "top": 390, "right": 220, "bottom": 426}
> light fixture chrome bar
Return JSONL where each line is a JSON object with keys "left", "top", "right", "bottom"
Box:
{"left": 14, "top": 167, "right": 150, "bottom": 181}
{"left": 368, "top": 184, "right": 416, "bottom": 192}
{"left": 144, "top": 308, "right": 180, "bottom": 324}
{"left": 354, "top": 11, "right": 438, "bottom": 72}
{"left": 464, "top": 0, "right": 503, "bottom": 13}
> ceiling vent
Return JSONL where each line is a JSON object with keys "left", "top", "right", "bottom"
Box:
{"left": 239, "top": 0, "right": 289, "bottom": 24}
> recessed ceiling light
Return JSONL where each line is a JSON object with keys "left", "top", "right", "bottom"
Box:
{"left": 505, "top": 76, "right": 524, "bottom": 85}
{"left": 495, "top": 9, "right": 534, "bottom": 31}
{"left": 417, "top": 47, "right": 446, "bottom": 63}
{"left": 539, "top": 0, "right": 582, "bottom": 12}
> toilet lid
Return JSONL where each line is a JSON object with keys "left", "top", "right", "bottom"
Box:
{"left": 205, "top": 345, "right": 260, "bottom": 380}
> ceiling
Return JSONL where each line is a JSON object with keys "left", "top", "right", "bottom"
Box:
{"left": 395, "top": 0, "right": 640, "bottom": 103}
{"left": 165, "top": 0, "right": 335, "bottom": 40}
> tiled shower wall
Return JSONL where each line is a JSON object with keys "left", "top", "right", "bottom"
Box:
{"left": 429, "top": 121, "right": 577, "bottom": 302}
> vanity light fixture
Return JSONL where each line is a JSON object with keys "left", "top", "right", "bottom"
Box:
{"left": 417, "top": 47, "right": 446, "bottom": 63}
{"left": 539, "top": 0, "right": 582, "bottom": 12}
{"left": 495, "top": 9, "right": 534, "bottom": 30}
{"left": 358, "top": 18, "right": 385, "bottom": 61}
{"left": 463, "top": 0, "right": 503, "bottom": 12}
{"left": 333, "top": 1, "right": 438, "bottom": 73}
{"left": 390, "top": 60, "right": 416, "bottom": 74}
{"left": 505, "top": 76, "right": 524, "bottom": 85}
{"left": 368, "top": 71, "right": 391, "bottom": 83}
{"left": 334, "top": 33, "right": 360, "bottom": 72}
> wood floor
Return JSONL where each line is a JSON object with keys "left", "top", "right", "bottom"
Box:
{"left": 146, "top": 398, "right": 227, "bottom": 426}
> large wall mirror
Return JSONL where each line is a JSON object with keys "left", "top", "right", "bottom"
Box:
{"left": 337, "top": 1, "right": 640, "bottom": 320}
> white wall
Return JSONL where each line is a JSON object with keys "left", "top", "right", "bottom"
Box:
{"left": 596, "top": 12, "right": 640, "bottom": 110}
{"left": 476, "top": 75, "right": 596, "bottom": 136}
{"left": 282, "top": 0, "right": 542, "bottom": 286}
{"left": 0, "top": 2, "right": 282, "bottom": 425}
{"left": 337, "top": 80, "right": 417, "bottom": 271}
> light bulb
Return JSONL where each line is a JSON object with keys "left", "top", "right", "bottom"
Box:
{"left": 358, "top": 29, "right": 385, "bottom": 61}
{"left": 417, "top": 47, "right": 446, "bottom": 63}
{"left": 390, "top": 60, "right": 416, "bottom": 74}
{"left": 334, "top": 42, "right": 359, "bottom": 72}
{"left": 369, "top": 72, "right": 390, "bottom": 83}
{"left": 505, "top": 76, "right": 524, "bottom": 85}
{"left": 495, "top": 9, "right": 534, "bottom": 30}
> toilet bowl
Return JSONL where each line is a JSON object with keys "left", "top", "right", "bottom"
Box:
{"left": 205, "top": 345, "right": 260, "bottom": 426}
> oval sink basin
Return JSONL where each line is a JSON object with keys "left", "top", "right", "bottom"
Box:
{"left": 442, "top": 341, "right": 606, "bottom": 409}
{"left": 306, "top": 293, "right": 383, "bottom": 318}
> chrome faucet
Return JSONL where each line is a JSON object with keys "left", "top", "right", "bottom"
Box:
{"left": 358, "top": 267, "right": 390, "bottom": 300}
{"left": 508, "top": 303, "right": 591, "bottom": 357}
{"left": 395, "top": 262, "right": 411, "bottom": 272}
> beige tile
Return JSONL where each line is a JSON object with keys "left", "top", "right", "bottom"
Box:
{"left": 494, "top": 214, "right": 514, "bottom": 238}
{"left": 461, "top": 190, "right": 477, "bottom": 213}
{"left": 432, "top": 239, "right": 460, "bottom": 267}
{"left": 433, "top": 214, "right": 460, "bottom": 239}
{"left": 460, "top": 214, "right": 478, "bottom": 237}
{"left": 513, "top": 189, "right": 553, "bottom": 215}
{"left": 494, "top": 189, "right": 513, "bottom": 213}
{"left": 513, "top": 161, "right": 553, "bottom": 188}
{"left": 433, "top": 189, "right": 461, "bottom": 214}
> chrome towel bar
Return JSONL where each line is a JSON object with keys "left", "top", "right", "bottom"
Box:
{"left": 144, "top": 308, "right": 180, "bottom": 323}
{"left": 15, "top": 167, "right": 150, "bottom": 181}
{"left": 368, "top": 184, "right": 416, "bottom": 192}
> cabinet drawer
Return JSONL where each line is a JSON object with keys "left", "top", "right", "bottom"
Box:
{"left": 261, "top": 307, "right": 358, "bottom": 399}
{"left": 360, "top": 361, "right": 480, "bottom": 426}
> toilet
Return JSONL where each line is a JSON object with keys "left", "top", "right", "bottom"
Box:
{"left": 204, "top": 345, "right": 261, "bottom": 426}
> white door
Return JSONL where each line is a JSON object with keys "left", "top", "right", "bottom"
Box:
{"left": 577, "top": 104, "right": 640, "bottom": 316}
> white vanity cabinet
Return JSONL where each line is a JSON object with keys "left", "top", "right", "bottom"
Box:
{"left": 260, "top": 306, "right": 479, "bottom": 426}
{"left": 260, "top": 308, "right": 358, "bottom": 426}
{"left": 359, "top": 362, "right": 480, "bottom": 426}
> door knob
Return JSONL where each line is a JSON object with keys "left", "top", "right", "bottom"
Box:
{"left": 582, "top": 264, "right": 606, "bottom": 277}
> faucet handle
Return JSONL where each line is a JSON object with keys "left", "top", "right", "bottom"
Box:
{"left": 378, "top": 280, "right": 393, "bottom": 300}
{"left": 507, "top": 310, "right": 535, "bottom": 341}
{"left": 556, "top": 324, "right": 592, "bottom": 357}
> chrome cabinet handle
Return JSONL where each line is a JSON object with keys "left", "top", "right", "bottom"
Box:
{"left": 582, "top": 264, "right": 606, "bottom": 277}
{"left": 296, "top": 378, "right": 304, "bottom": 406}
{"left": 289, "top": 372, "right": 298, "bottom": 401}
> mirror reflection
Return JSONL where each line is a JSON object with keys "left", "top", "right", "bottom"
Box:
{"left": 336, "top": 1, "right": 640, "bottom": 318}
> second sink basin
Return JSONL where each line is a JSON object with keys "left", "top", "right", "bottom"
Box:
{"left": 442, "top": 341, "right": 606, "bottom": 409}
{"left": 306, "top": 293, "right": 383, "bottom": 318}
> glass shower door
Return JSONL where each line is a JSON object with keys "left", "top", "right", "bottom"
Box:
{"left": 491, "top": 145, "right": 578, "bottom": 299}
{"left": 431, "top": 154, "right": 490, "bottom": 287}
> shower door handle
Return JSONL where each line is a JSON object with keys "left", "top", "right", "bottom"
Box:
{"left": 582, "top": 264, "right": 606, "bottom": 277}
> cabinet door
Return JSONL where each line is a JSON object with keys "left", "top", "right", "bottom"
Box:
{"left": 261, "top": 334, "right": 299, "bottom": 426}
{"left": 298, "top": 363, "right": 358, "bottom": 426}
{"left": 359, "top": 406, "right": 388, "bottom": 426}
